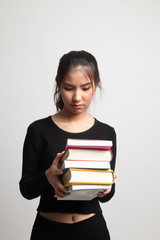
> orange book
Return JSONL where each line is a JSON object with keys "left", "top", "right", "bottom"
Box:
{"left": 61, "top": 168, "right": 115, "bottom": 187}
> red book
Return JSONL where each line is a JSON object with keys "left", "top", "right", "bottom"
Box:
{"left": 60, "top": 139, "right": 113, "bottom": 170}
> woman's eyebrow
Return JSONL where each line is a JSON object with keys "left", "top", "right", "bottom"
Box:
{"left": 62, "top": 82, "right": 92, "bottom": 87}
{"left": 81, "top": 82, "right": 92, "bottom": 87}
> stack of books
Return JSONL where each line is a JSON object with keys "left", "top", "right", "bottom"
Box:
{"left": 57, "top": 138, "right": 115, "bottom": 201}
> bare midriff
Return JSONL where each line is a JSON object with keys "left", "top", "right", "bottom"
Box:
{"left": 39, "top": 211, "right": 95, "bottom": 223}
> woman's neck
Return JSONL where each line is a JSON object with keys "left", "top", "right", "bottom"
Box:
{"left": 56, "top": 109, "right": 92, "bottom": 123}
{"left": 52, "top": 109, "right": 95, "bottom": 133}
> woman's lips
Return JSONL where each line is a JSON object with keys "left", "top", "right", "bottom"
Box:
{"left": 71, "top": 104, "right": 84, "bottom": 109}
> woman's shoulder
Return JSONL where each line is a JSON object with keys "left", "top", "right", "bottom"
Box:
{"left": 95, "top": 118, "right": 115, "bottom": 132}
{"left": 27, "top": 116, "right": 52, "bottom": 131}
{"left": 94, "top": 118, "right": 116, "bottom": 141}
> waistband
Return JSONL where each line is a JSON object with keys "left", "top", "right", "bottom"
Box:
{"left": 37, "top": 212, "right": 103, "bottom": 227}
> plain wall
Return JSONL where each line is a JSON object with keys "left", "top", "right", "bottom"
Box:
{"left": 0, "top": 0, "right": 160, "bottom": 239}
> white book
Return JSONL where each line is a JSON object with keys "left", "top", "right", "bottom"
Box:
{"left": 57, "top": 185, "right": 111, "bottom": 201}
{"left": 61, "top": 148, "right": 112, "bottom": 162}
{"left": 68, "top": 184, "right": 111, "bottom": 191}
{"left": 61, "top": 160, "right": 111, "bottom": 170}
{"left": 66, "top": 138, "right": 113, "bottom": 150}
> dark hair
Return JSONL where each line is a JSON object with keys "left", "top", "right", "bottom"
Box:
{"left": 54, "top": 50, "right": 101, "bottom": 111}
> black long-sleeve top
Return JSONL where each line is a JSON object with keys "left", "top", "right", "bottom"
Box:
{"left": 19, "top": 116, "right": 116, "bottom": 213}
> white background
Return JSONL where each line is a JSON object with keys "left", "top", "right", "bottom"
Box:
{"left": 0, "top": 0, "right": 160, "bottom": 239}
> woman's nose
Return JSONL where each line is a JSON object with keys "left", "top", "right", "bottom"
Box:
{"left": 72, "top": 89, "right": 81, "bottom": 102}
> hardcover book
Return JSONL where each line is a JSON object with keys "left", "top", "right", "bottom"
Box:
{"left": 61, "top": 148, "right": 112, "bottom": 162}
{"left": 66, "top": 138, "right": 113, "bottom": 150}
{"left": 57, "top": 185, "right": 111, "bottom": 201}
{"left": 61, "top": 168, "right": 115, "bottom": 187}
{"left": 60, "top": 159, "right": 111, "bottom": 170}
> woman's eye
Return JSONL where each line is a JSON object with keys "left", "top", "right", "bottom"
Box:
{"left": 64, "top": 87, "right": 91, "bottom": 91}
{"left": 83, "top": 87, "right": 90, "bottom": 91}
{"left": 64, "top": 88, "right": 73, "bottom": 91}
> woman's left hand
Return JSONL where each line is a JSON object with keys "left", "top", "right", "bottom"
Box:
{"left": 97, "top": 174, "right": 117, "bottom": 198}
{"left": 97, "top": 187, "right": 111, "bottom": 198}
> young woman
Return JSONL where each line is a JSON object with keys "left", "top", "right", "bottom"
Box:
{"left": 19, "top": 50, "right": 117, "bottom": 240}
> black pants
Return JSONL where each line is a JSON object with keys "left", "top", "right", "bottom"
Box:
{"left": 30, "top": 212, "right": 110, "bottom": 240}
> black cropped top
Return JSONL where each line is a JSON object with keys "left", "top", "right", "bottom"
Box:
{"left": 19, "top": 116, "right": 116, "bottom": 213}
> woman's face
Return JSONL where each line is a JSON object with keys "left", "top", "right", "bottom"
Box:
{"left": 60, "top": 66, "right": 96, "bottom": 115}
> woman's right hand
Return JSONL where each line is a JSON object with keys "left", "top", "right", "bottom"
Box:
{"left": 45, "top": 152, "right": 70, "bottom": 198}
